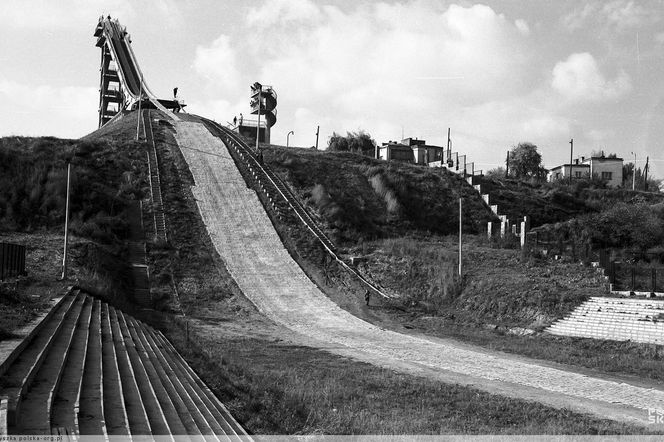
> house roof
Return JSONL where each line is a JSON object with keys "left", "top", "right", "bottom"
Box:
{"left": 549, "top": 163, "right": 590, "bottom": 171}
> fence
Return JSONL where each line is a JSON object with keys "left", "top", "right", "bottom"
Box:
{"left": 526, "top": 229, "right": 594, "bottom": 261}
{"left": 599, "top": 249, "right": 663, "bottom": 293}
{"left": 0, "top": 242, "right": 27, "bottom": 281}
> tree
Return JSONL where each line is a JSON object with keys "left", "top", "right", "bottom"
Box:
{"left": 508, "top": 142, "right": 542, "bottom": 179}
{"left": 327, "top": 131, "right": 376, "bottom": 156}
{"left": 485, "top": 167, "right": 506, "bottom": 179}
{"left": 623, "top": 162, "right": 662, "bottom": 191}
{"left": 327, "top": 132, "right": 349, "bottom": 152}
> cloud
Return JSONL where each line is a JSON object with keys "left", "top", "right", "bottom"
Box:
{"left": 192, "top": 35, "right": 242, "bottom": 95}
{"left": 0, "top": 78, "right": 97, "bottom": 138}
{"left": 552, "top": 53, "right": 632, "bottom": 102}
{"left": 562, "top": 0, "right": 658, "bottom": 33}
{"left": 254, "top": 2, "right": 533, "bottom": 112}
{"left": 246, "top": 0, "right": 322, "bottom": 28}
{"left": 0, "top": 0, "right": 134, "bottom": 29}
{"left": 601, "top": 0, "right": 651, "bottom": 30}
{"left": 189, "top": 1, "right": 540, "bottom": 150}
{"left": 514, "top": 19, "right": 530, "bottom": 35}
{"left": 0, "top": 0, "right": 184, "bottom": 30}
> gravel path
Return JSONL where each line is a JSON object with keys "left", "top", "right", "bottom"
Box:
{"left": 174, "top": 120, "right": 664, "bottom": 427}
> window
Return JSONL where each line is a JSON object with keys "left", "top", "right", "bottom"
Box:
{"left": 575, "top": 171, "right": 582, "bottom": 178}
{"left": 601, "top": 171, "right": 612, "bottom": 180}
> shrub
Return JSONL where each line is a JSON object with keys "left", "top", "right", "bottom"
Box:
{"left": 587, "top": 203, "right": 663, "bottom": 251}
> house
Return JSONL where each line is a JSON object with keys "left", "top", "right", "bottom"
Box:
{"left": 548, "top": 154, "right": 623, "bottom": 187}
{"left": 547, "top": 162, "right": 590, "bottom": 182}
{"left": 377, "top": 137, "right": 444, "bottom": 165}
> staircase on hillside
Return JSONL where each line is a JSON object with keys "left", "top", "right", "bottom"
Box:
{"left": 0, "top": 288, "right": 246, "bottom": 437}
{"left": 547, "top": 297, "right": 664, "bottom": 345}
{"left": 127, "top": 201, "right": 151, "bottom": 307}
{"left": 143, "top": 110, "right": 168, "bottom": 243}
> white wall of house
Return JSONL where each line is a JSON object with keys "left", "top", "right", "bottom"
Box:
{"left": 585, "top": 157, "right": 623, "bottom": 187}
{"left": 547, "top": 164, "right": 590, "bottom": 182}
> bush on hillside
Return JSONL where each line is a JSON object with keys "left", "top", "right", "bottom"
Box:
{"left": 532, "top": 202, "right": 664, "bottom": 256}
{"left": 327, "top": 131, "right": 376, "bottom": 156}
{"left": 266, "top": 148, "right": 494, "bottom": 245}
{"left": 586, "top": 203, "right": 664, "bottom": 252}
{"left": 0, "top": 136, "right": 146, "bottom": 244}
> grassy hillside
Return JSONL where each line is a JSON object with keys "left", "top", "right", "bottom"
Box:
{"left": 478, "top": 176, "right": 664, "bottom": 227}
{"left": 0, "top": 135, "right": 146, "bottom": 244}
{"left": 0, "top": 131, "right": 149, "bottom": 336}
{"left": 263, "top": 147, "right": 496, "bottom": 246}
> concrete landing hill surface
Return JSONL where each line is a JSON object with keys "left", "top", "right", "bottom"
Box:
{"left": 172, "top": 117, "right": 664, "bottom": 427}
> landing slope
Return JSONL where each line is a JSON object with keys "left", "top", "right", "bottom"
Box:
{"left": 173, "top": 118, "right": 664, "bottom": 426}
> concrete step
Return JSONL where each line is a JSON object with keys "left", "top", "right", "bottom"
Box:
{"left": 108, "top": 306, "right": 151, "bottom": 435}
{"left": 115, "top": 310, "right": 170, "bottom": 435}
{"left": 0, "top": 290, "right": 75, "bottom": 381}
{"left": 119, "top": 311, "right": 185, "bottom": 435}
{"left": 100, "top": 303, "right": 130, "bottom": 436}
{"left": 77, "top": 299, "right": 106, "bottom": 436}
{"left": 134, "top": 319, "right": 214, "bottom": 436}
{"left": 145, "top": 327, "right": 229, "bottom": 436}
{"left": 126, "top": 315, "right": 198, "bottom": 435}
{"left": 2, "top": 290, "right": 80, "bottom": 428}
{"left": 17, "top": 293, "right": 86, "bottom": 434}
{"left": 134, "top": 318, "right": 214, "bottom": 435}
{"left": 50, "top": 295, "right": 93, "bottom": 432}
{"left": 149, "top": 327, "right": 242, "bottom": 437}
{"left": 0, "top": 396, "right": 7, "bottom": 436}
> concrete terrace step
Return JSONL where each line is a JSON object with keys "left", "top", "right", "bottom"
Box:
{"left": 125, "top": 316, "right": 199, "bottom": 435}
{"left": 146, "top": 329, "right": 227, "bottom": 436}
{"left": 149, "top": 327, "right": 245, "bottom": 438}
{"left": 50, "top": 296, "right": 93, "bottom": 431}
{"left": 100, "top": 303, "right": 130, "bottom": 436}
{"left": 17, "top": 293, "right": 87, "bottom": 434}
{"left": 108, "top": 306, "right": 152, "bottom": 435}
{"left": 2, "top": 290, "right": 81, "bottom": 429}
{"left": 0, "top": 288, "right": 245, "bottom": 437}
{"left": 77, "top": 299, "right": 106, "bottom": 436}
{"left": 134, "top": 319, "right": 215, "bottom": 436}
{"left": 547, "top": 297, "right": 664, "bottom": 344}
{"left": 0, "top": 396, "right": 7, "bottom": 436}
{"left": 115, "top": 311, "right": 177, "bottom": 435}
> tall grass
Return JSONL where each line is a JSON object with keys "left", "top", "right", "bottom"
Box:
{"left": 0, "top": 136, "right": 146, "bottom": 244}
{"left": 368, "top": 174, "right": 402, "bottom": 217}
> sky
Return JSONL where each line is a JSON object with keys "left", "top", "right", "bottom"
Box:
{"left": 2, "top": 0, "right": 664, "bottom": 176}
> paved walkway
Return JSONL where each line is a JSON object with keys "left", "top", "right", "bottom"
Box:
{"left": 174, "top": 120, "right": 664, "bottom": 427}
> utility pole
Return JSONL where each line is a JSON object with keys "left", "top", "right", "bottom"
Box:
{"left": 315, "top": 125, "right": 320, "bottom": 149}
{"left": 458, "top": 197, "right": 463, "bottom": 277}
{"left": 569, "top": 138, "right": 574, "bottom": 185}
{"left": 60, "top": 162, "right": 72, "bottom": 280}
{"left": 631, "top": 152, "right": 637, "bottom": 191}
{"left": 447, "top": 128, "right": 451, "bottom": 164}
{"left": 135, "top": 76, "right": 143, "bottom": 141}
{"left": 256, "top": 85, "right": 262, "bottom": 152}
{"left": 644, "top": 156, "right": 650, "bottom": 191}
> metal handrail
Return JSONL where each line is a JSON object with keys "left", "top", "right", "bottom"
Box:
{"left": 204, "top": 118, "right": 395, "bottom": 299}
